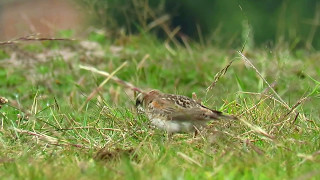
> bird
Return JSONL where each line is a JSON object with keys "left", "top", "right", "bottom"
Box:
{"left": 79, "top": 66, "right": 237, "bottom": 133}
{"left": 135, "top": 90, "right": 237, "bottom": 134}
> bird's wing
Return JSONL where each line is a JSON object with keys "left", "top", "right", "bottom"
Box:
{"left": 149, "top": 97, "right": 229, "bottom": 121}
{"left": 168, "top": 107, "right": 223, "bottom": 121}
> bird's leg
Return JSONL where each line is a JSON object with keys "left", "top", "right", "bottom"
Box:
{"left": 193, "top": 130, "right": 198, "bottom": 138}
{"left": 193, "top": 126, "right": 200, "bottom": 138}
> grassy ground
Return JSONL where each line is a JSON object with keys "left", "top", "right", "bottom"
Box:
{"left": 0, "top": 31, "right": 320, "bottom": 179}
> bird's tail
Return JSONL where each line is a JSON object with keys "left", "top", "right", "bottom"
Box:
{"left": 219, "top": 114, "right": 238, "bottom": 121}
{"left": 207, "top": 108, "right": 238, "bottom": 121}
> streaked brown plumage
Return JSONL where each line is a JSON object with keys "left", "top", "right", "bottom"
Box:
{"left": 136, "top": 90, "right": 237, "bottom": 133}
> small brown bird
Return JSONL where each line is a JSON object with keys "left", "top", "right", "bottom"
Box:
{"left": 79, "top": 66, "right": 237, "bottom": 133}
{"left": 136, "top": 90, "right": 237, "bottom": 134}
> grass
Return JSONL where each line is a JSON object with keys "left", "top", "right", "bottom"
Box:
{"left": 0, "top": 31, "right": 320, "bottom": 180}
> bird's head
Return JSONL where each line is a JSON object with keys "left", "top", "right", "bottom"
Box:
{"left": 135, "top": 90, "right": 162, "bottom": 113}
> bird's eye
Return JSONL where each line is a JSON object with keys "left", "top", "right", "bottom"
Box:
{"left": 135, "top": 93, "right": 144, "bottom": 107}
{"left": 136, "top": 96, "right": 144, "bottom": 107}
{"left": 136, "top": 99, "right": 142, "bottom": 107}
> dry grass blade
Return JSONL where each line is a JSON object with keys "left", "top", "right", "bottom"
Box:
{"left": 179, "top": 33, "right": 193, "bottom": 55}
{"left": 79, "top": 64, "right": 144, "bottom": 93}
{"left": 275, "top": 97, "right": 308, "bottom": 131}
{"left": 297, "top": 150, "right": 320, "bottom": 165}
{"left": 291, "top": 112, "right": 300, "bottom": 125}
{"left": 238, "top": 91, "right": 290, "bottom": 110}
{"left": 260, "top": 81, "right": 277, "bottom": 98}
{"left": 58, "top": 126, "right": 121, "bottom": 131}
{"left": 246, "top": 139, "right": 265, "bottom": 155}
{"left": 206, "top": 59, "right": 236, "bottom": 92}
{"left": 147, "top": 14, "right": 170, "bottom": 30}
{"left": 78, "top": 62, "right": 128, "bottom": 111}
{"left": 177, "top": 152, "right": 202, "bottom": 167}
{"left": 13, "top": 128, "right": 88, "bottom": 149}
{"left": 238, "top": 51, "right": 289, "bottom": 109}
{"left": 137, "top": 54, "right": 150, "bottom": 70}
{"left": 237, "top": 95, "right": 270, "bottom": 117}
{"left": 239, "top": 118, "right": 276, "bottom": 140}
{"left": 14, "top": 128, "right": 58, "bottom": 143}
{"left": 0, "top": 34, "right": 75, "bottom": 46}
{"left": 284, "top": 97, "right": 308, "bottom": 118}
{"left": 237, "top": 52, "right": 311, "bottom": 132}
{"left": 144, "top": 4, "right": 180, "bottom": 47}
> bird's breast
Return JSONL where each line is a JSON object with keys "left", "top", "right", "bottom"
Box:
{"left": 150, "top": 118, "right": 205, "bottom": 133}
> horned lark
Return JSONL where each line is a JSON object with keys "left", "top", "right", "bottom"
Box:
{"left": 136, "top": 90, "right": 237, "bottom": 134}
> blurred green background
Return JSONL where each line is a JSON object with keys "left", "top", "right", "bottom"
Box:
{"left": 1, "top": 0, "right": 319, "bottom": 50}
{"left": 79, "top": 0, "right": 320, "bottom": 50}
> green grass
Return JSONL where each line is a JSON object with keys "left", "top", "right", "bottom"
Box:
{"left": 0, "top": 32, "right": 320, "bottom": 180}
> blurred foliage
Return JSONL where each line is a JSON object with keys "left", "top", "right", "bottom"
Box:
{"left": 78, "top": 0, "right": 320, "bottom": 50}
